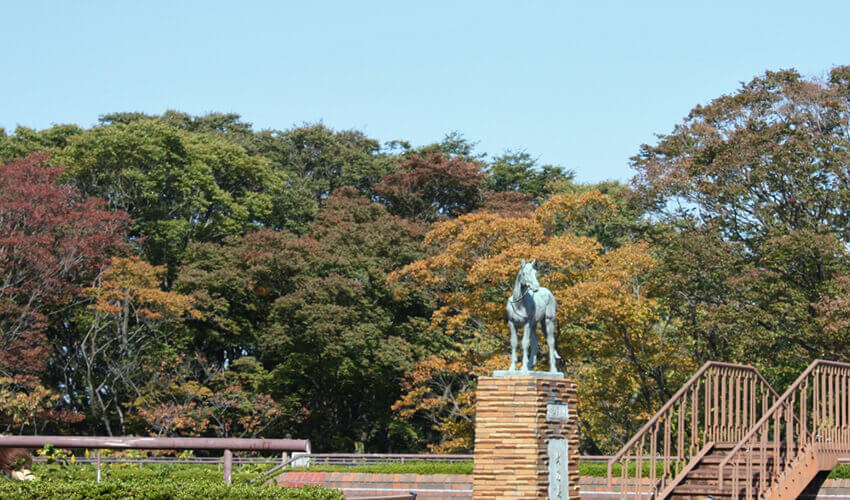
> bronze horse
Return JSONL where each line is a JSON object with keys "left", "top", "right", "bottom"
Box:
{"left": 506, "top": 259, "right": 561, "bottom": 372}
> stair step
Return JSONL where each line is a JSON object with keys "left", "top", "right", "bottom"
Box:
{"left": 700, "top": 455, "right": 779, "bottom": 464}
{"left": 669, "top": 495, "right": 735, "bottom": 499}
{"left": 670, "top": 483, "right": 749, "bottom": 496}
{"left": 685, "top": 465, "right": 764, "bottom": 478}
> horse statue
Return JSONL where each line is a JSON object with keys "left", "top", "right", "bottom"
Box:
{"left": 506, "top": 259, "right": 561, "bottom": 373}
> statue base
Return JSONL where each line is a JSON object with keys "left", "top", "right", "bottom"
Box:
{"left": 473, "top": 376, "right": 579, "bottom": 499}
{"left": 491, "top": 369, "right": 563, "bottom": 379}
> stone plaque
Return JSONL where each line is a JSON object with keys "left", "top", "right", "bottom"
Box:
{"left": 546, "top": 402, "right": 569, "bottom": 421}
{"left": 548, "top": 438, "right": 569, "bottom": 499}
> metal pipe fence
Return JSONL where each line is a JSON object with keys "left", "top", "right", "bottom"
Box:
{"left": 0, "top": 435, "right": 310, "bottom": 484}
{"left": 30, "top": 453, "right": 663, "bottom": 467}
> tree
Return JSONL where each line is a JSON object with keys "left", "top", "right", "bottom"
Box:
{"left": 132, "top": 355, "right": 292, "bottom": 438}
{"left": 391, "top": 192, "right": 692, "bottom": 452}
{"left": 71, "top": 256, "right": 199, "bottom": 435}
{"left": 255, "top": 123, "right": 396, "bottom": 199}
{"left": 633, "top": 67, "right": 850, "bottom": 380}
{"left": 0, "top": 375, "right": 84, "bottom": 434}
{"left": 0, "top": 154, "right": 129, "bottom": 434}
{"left": 174, "top": 188, "right": 435, "bottom": 450}
{"left": 374, "top": 153, "right": 486, "bottom": 221}
{"left": 478, "top": 191, "right": 535, "bottom": 217}
{"left": 0, "top": 125, "right": 83, "bottom": 162}
{"left": 387, "top": 131, "right": 486, "bottom": 162}
{"left": 484, "top": 151, "right": 573, "bottom": 200}
{"left": 57, "top": 120, "right": 285, "bottom": 275}
{"left": 0, "top": 154, "right": 129, "bottom": 377}
{"left": 100, "top": 111, "right": 260, "bottom": 153}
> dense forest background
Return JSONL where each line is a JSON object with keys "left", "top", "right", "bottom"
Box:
{"left": 2, "top": 67, "right": 850, "bottom": 454}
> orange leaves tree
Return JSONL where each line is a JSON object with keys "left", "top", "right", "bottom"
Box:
{"left": 391, "top": 190, "right": 694, "bottom": 453}
{"left": 76, "top": 256, "right": 199, "bottom": 435}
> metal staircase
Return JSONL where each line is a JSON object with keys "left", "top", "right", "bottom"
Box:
{"left": 608, "top": 360, "right": 850, "bottom": 499}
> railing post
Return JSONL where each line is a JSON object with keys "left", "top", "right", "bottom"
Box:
{"left": 223, "top": 449, "right": 232, "bottom": 485}
{"left": 96, "top": 449, "right": 101, "bottom": 483}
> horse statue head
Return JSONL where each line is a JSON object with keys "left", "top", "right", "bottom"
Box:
{"left": 512, "top": 259, "right": 541, "bottom": 301}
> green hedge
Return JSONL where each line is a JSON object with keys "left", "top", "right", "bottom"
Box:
{"left": 0, "top": 463, "right": 343, "bottom": 500}
{"left": 0, "top": 479, "right": 342, "bottom": 500}
{"left": 30, "top": 462, "right": 275, "bottom": 485}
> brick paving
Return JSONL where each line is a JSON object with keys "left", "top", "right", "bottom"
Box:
{"left": 276, "top": 471, "right": 850, "bottom": 499}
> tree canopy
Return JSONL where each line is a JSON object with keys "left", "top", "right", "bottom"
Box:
{"left": 2, "top": 67, "right": 850, "bottom": 454}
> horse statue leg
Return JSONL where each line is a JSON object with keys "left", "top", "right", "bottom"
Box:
{"left": 520, "top": 322, "right": 531, "bottom": 371}
{"left": 508, "top": 321, "right": 518, "bottom": 371}
{"left": 529, "top": 321, "right": 538, "bottom": 369}
{"left": 544, "top": 316, "right": 561, "bottom": 373}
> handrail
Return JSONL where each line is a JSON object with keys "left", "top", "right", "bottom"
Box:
{"left": 717, "top": 361, "right": 824, "bottom": 474}
{"left": 0, "top": 434, "right": 310, "bottom": 485}
{"left": 716, "top": 359, "right": 850, "bottom": 498}
{"left": 606, "top": 361, "right": 778, "bottom": 498}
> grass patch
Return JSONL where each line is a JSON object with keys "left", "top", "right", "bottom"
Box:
{"left": 288, "top": 461, "right": 473, "bottom": 475}
{"left": 288, "top": 460, "right": 659, "bottom": 477}
{"left": 828, "top": 464, "right": 850, "bottom": 478}
{"left": 581, "top": 461, "right": 668, "bottom": 478}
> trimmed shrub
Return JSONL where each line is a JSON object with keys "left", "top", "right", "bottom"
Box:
{"left": 0, "top": 478, "right": 342, "bottom": 500}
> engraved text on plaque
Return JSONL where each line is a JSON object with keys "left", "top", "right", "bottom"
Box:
{"left": 547, "top": 438, "right": 569, "bottom": 499}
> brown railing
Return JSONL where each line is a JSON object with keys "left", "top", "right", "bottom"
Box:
{"left": 606, "top": 361, "right": 778, "bottom": 498}
{"left": 718, "top": 359, "right": 850, "bottom": 499}
{"left": 0, "top": 435, "right": 309, "bottom": 484}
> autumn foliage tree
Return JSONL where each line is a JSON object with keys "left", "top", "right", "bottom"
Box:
{"left": 132, "top": 355, "right": 291, "bottom": 438}
{"left": 374, "top": 153, "right": 486, "bottom": 221}
{"left": 0, "top": 154, "right": 129, "bottom": 432}
{"left": 391, "top": 191, "right": 694, "bottom": 452}
{"left": 6, "top": 80, "right": 850, "bottom": 456}
{"left": 633, "top": 67, "right": 850, "bottom": 381}
{"left": 70, "top": 256, "right": 199, "bottom": 435}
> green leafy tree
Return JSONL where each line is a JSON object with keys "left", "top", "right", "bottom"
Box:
{"left": 484, "top": 150, "right": 573, "bottom": 200}
{"left": 0, "top": 124, "right": 83, "bottom": 161}
{"left": 633, "top": 67, "right": 850, "bottom": 380}
{"left": 255, "top": 124, "right": 396, "bottom": 199}
{"left": 388, "top": 131, "right": 486, "bottom": 162}
{"left": 57, "top": 120, "right": 285, "bottom": 275}
{"left": 175, "top": 188, "right": 435, "bottom": 450}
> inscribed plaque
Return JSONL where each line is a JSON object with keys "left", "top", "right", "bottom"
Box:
{"left": 547, "top": 438, "right": 569, "bottom": 499}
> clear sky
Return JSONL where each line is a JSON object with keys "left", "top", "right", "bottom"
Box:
{"left": 2, "top": 0, "right": 849, "bottom": 183}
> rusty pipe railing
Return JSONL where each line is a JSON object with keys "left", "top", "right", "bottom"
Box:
{"left": 717, "top": 360, "right": 850, "bottom": 499}
{"left": 606, "top": 361, "right": 778, "bottom": 498}
{"left": 0, "top": 435, "right": 310, "bottom": 484}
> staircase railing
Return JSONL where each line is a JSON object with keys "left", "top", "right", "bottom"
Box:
{"left": 717, "top": 359, "right": 850, "bottom": 499}
{"left": 607, "top": 361, "right": 778, "bottom": 498}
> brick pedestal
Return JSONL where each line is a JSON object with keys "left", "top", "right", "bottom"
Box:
{"left": 473, "top": 376, "right": 579, "bottom": 499}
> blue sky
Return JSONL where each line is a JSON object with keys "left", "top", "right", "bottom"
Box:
{"left": 2, "top": 1, "right": 848, "bottom": 183}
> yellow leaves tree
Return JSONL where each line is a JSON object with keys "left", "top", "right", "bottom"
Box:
{"left": 90, "top": 256, "right": 198, "bottom": 322}
{"left": 392, "top": 191, "right": 694, "bottom": 452}
{"left": 81, "top": 256, "right": 199, "bottom": 435}
{"left": 0, "top": 375, "right": 84, "bottom": 434}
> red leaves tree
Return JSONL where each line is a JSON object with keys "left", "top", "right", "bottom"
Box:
{"left": 0, "top": 153, "right": 129, "bottom": 376}
{"left": 374, "top": 153, "right": 485, "bottom": 221}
